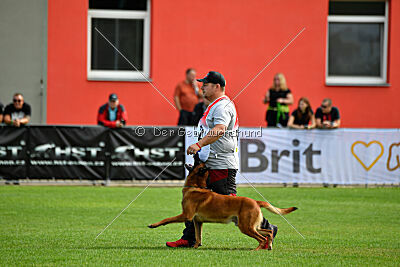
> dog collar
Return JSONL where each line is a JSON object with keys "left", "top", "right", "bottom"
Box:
{"left": 184, "top": 185, "right": 207, "bottom": 189}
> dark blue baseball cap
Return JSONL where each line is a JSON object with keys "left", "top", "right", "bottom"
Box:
{"left": 109, "top": 93, "right": 118, "bottom": 101}
{"left": 197, "top": 71, "right": 226, "bottom": 87}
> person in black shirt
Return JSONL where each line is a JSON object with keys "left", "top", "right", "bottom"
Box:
{"left": 263, "top": 73, "right": 293, "bottom": 127}
{"left": 315, "top": 98, "right": 340, "bottom": 129}
{"left": 0, "top": 101, "right": 4, "bottom": 123}
{"left": 190, "top": 97, "right": 210, "bottom": 126}
{"left": 4, "top": 93, "right": 31, "bottom": 127}
{"left": 288, "top": 97, "right": 315, "bottom": 129}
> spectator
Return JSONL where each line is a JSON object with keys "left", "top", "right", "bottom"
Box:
{"left": 288, "top": 97, "right": 316, "bottom": 129}
{"left": 0, "top": 100, "right": 3, "bottom": 123}
{"left": 190, "top": 97, "right": 210, "bottom": 126}
{"left": 97, "top": 93, "right": 128, "bottom": 128}
{"left": 263, "top": 73, "right": 293, "bottom": 127}
{"left": 3, "top": 93, "right": 31, "bottom": 127}
{"left": 174, "top": 68, "right": 203, "bottom": 125}
{"left": 315, "top": 98, "right": 340, "bottom": 129}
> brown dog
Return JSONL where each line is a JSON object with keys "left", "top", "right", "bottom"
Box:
{"left": 148, "top": 163, "right": 297, "bottom": 250}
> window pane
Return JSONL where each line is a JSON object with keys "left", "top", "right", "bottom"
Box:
{"left": 329, "top": 1, "right": 385, "bottom": 15}
{"left": 328, "top": 23, "right": 382, "bottom": 76}
{"left": 91, "top": 18, "right": 144, "bottom": 71}
{"left": 89, "top": 0, "right": 147, "bottom": 11}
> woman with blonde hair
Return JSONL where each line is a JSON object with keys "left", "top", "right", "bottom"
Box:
{"left": 263, "top": 73, "right": 293, "bottom": 127}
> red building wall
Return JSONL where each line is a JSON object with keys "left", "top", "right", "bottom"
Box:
{"left": 47, "top": 0, "right": 400, "bottom": 128}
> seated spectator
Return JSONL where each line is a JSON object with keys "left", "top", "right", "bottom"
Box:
{"left": 97, "top": 93, "right": 128, "bottom": 128}
{"left": 315, "top": 98, "right": 340, "bottom": 129}
{"left": 4, "top": 93, "right": 31, "bottom": 127}
{"left": 0, "top": 100, "right": 3, "bottom": 123}
{"left": 288, "top": 97, "right": 316, "bottom": 129}
{"left": 263, "top": 73, "right": 293, "bottom": 127}
{"left": 174, "top": 68, "right": 203, "bottom": 125}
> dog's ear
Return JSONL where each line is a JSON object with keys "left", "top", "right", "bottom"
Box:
{"left": 185, "top": 164, "right": 194, "bottom": 173}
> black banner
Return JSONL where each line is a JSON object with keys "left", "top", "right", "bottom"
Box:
{"left": 109, "top": 127, "right": 185, "bottom": 180}
{"left": 0, "top": 126, "right": 185, "bottom": 180}
{"left": 28, "top": 126, "right": 107, "bottom": 179}
{"left": 0, "top": 127, "right": 28, "bottom": 178}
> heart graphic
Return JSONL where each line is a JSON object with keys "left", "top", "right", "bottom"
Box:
{"left": 387, "top": 142, "right": 400, "bottom": 171}
{"left": 351, "top": 141, "right": 384, "bottom": 171}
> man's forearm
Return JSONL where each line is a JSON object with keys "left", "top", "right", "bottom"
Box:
{"left": 198, "top": 125, "right": 226, "bottom": 147}
{"left": 20, "top": 117, "right": 30, "bottom": 125}
{"left": 4, "top": 115, "right": 12, "bottom": 125}
{"left": 174, "top": 96, "right": 181, "bottom": 111}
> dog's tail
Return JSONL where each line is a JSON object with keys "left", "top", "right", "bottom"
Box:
{"left": 256, "top": 201, "right": 297, "bottom": 215}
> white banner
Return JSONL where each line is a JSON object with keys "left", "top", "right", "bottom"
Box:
{"left": 185, "top": 127, "right": 400, "bottom": 184}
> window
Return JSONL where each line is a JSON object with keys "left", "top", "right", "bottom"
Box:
{"left": 326, "top": 1, "right": 388, "bottom": 86}
{"left": 87, "top": 0, "right": 150, "bottom": 81}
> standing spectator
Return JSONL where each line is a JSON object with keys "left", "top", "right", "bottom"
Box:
{"left": 3, "top": 93, "right": 31, "bottom": 127}
{"left": 315, "top": 98, "right": 341, "bottom": 129}
{"left": 174, "top": 68, "right": 203, "bottom": 125}
{"left": 97, "top": 93, "right": 128, "bottom": 128}
{"left": 190, "top": 97, "right": 210, "bottom": 126}
{"left": 0, "top": 100, "right": 4, "bottom": 123}
{"left": 288, "top": 97, "right": 316, "bottom": 129}
{"left": 263, "top": 73, "right": 293, "bottom": 127}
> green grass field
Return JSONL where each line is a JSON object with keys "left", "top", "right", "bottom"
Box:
{"left": 0, "top": 186, "right": 399, "bottom": 266}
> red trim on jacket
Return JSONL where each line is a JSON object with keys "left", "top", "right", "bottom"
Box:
{"left": 97, "top": 103, "right": 128, "bottom": 128}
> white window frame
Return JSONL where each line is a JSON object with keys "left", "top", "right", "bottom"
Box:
{"left": 87, "top": 1, "right": 151, "bottom": 81}
{"left": 326, "top": 1, "right": 388, "bottom": 86}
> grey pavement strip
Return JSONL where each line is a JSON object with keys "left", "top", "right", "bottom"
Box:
{"left": 94, "top": 157, "right": 176, "bottom": 240}
{"left": 94, "top": 27, "right": 177, "bottom": 110}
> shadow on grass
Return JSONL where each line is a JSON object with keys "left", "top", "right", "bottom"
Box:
{"left": 83, "top": 246, "right": 254, "bottom": 251}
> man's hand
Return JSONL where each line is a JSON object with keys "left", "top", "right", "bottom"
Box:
{"left": 116, "top": 120, "right": 123, "bottom": 128}
{"left": 12, "top": 119, "right": 20, "bottom": 127}
{"left": 187, "top": 143, "right": 201, "bottom": 155}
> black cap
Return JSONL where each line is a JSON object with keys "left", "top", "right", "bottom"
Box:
{"left": 109, "top": 93, "right": 118, "bottom": 101}
{"left": 197, "top": 71, "right": 226, "bottom": 87}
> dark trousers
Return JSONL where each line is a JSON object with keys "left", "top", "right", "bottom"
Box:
{"left": 177, "top": 110, "right": 193, "bottom": 126}
{"left": 181, "top": 169, "right": 272, "bottom": 245}
{"left": 266, "top": 110, "right": 289, "bottom": 127}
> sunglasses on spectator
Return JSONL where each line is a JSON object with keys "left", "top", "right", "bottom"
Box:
{"left": 13, "top": 99, "right": 22, "bottom": 103}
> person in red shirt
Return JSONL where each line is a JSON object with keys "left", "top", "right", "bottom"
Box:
{"left": 174, "top": 68, "right": 203, "bottom": 125}
{"left": 97, "top": 93, "right": 128, "bottom": 128}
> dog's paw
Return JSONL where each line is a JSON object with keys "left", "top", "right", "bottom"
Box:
{"left": 148, "top": 224, "right": 157, "bottom": 228}
{"left": 193, "top": 243, "right": 202, "bottom": 249}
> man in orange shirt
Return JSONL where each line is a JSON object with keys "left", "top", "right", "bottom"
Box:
{"left": 174, "top": 68, "right": 202, "bottom": 125}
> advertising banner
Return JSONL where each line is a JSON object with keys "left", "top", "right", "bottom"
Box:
{"left": 109, "top": 127, "right": 185, "bottom": 180}
{"left": 0, "top": 127, "right": 28, "bottom": 178}
{"left": 185, "top": 128, "right": 400, "bottom": 184}
{"left": 28, "top": 127, "right": 107, "bottom": 179}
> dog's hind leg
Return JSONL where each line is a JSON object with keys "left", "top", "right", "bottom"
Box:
{"left": 257, "top": 229, "right": 273, "bottom": 250}
{"left": 238, "top": 224, "right": 267, "bottom": 251}
{"left": 237, "top": 212, "right": 268, "bottom": 251}
{"left": 193, "top": 219, "right": 203, "bottom": 249}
